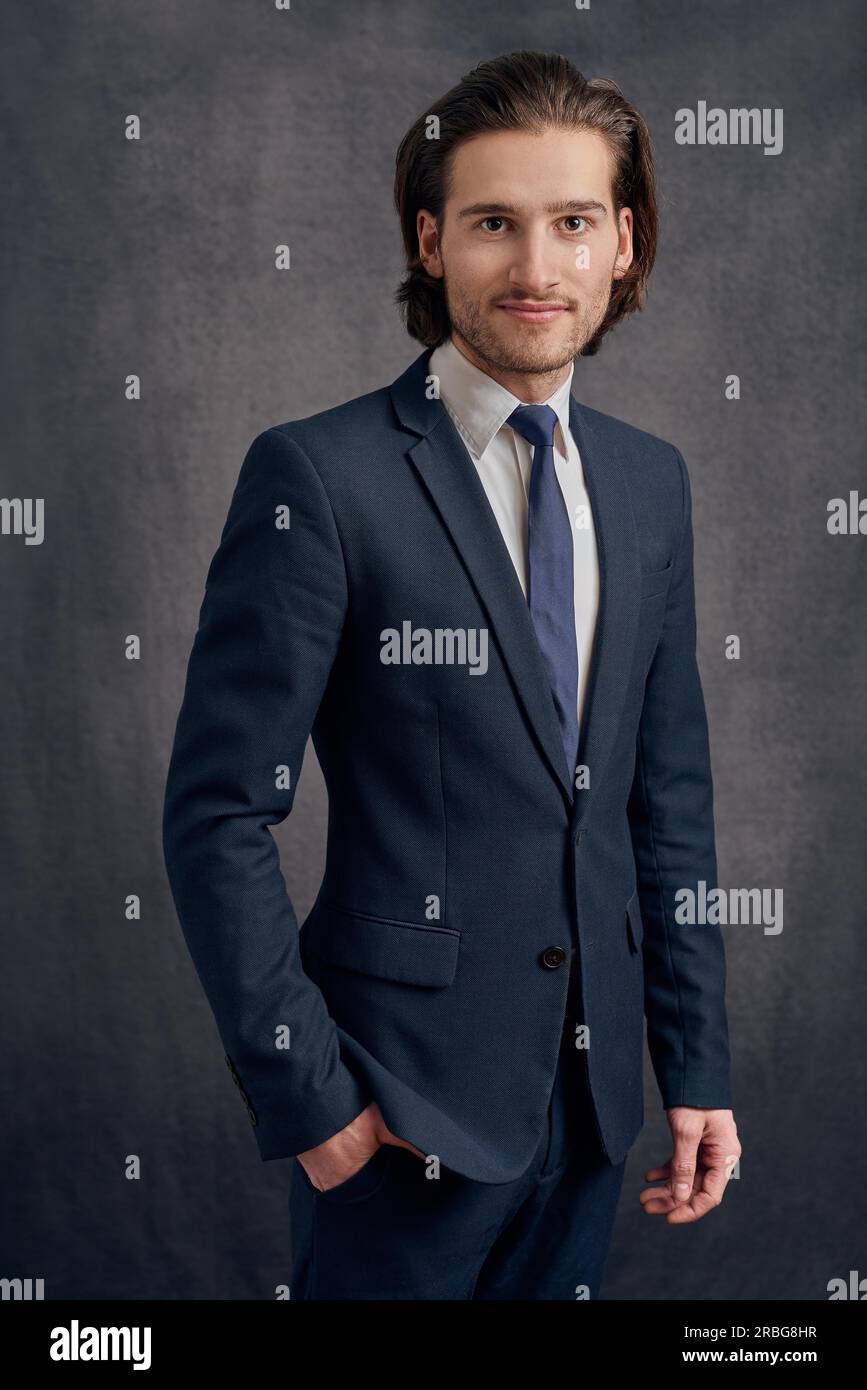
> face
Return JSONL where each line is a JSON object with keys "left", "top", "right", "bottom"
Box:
{"left": 417, "top": 126, "right": 634, "bottom": 385}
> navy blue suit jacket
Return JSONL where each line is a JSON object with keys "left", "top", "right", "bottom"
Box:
{"left": 162, "top": 345, "right": 733, "bottom": 1183}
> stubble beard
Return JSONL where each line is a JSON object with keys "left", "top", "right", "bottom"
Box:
{"left": 442, "top": 266, "right": 615, "bottom": 377}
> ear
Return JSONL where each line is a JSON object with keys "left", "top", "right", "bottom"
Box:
{"left": 417, "top": 209, "right": 444, "bottom": 278}
{"left": 613, "top": 205, "right": 634, "bottom": 280}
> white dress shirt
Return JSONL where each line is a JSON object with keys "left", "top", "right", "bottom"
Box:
{"left": 428, "top": 336, "right": 599, "bottom": 729}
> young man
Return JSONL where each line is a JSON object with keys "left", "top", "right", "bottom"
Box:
{"left": 163, "top": 50, "right": 740, "bottom": 1300}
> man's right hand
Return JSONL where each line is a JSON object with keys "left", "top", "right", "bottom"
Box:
{"left": 296, "top": 1101, "right": 427, "bottom": 1192}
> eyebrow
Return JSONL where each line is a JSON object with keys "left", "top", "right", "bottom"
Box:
{"left": 456, "top": 199, "right": 609, "bottom": 220}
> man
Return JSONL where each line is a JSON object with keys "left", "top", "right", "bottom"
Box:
{"left": 163, "top": 50, "right": 740, "bottom": 1300}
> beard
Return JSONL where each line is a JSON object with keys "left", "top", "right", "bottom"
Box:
{"left": 441, "top": 264, "right": 615, "bottom": 376}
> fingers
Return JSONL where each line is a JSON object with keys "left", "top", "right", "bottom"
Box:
{"left": 663, "top": 1152, "right": 733, "bottom": 1222}
{"left": 386, "top": 1135, "right": 429, "bottom": 1161}
{"left": 699, "top": 1159, "right": 731, "bottom": 1209}
{"left": 639, "top": 1179, "right": 683, "bottom": 1215}
{"left": 668, "top": 1112, "right": 704, "bottom": 1204}
{"left": 639, "top": 1175, "right": 702, "bottom": 1222}
{"left": 640, "top": 1159, "right": 733, "bottom": 1223}
{"left": 665, "top": 1186, "right": 720, "bottom": 1224}
{"left": 641, "top": 1111, "right": 742, "bottom": 1224}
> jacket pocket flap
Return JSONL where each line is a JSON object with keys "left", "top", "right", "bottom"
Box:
{"left": 303, "top": 904, "right": 460, "bottom": 988}
{"left": 640, "top": 562, "right": 673, "bottom": 598}
{"left": 626, "top": 890, "right": 645, "bottom": 953}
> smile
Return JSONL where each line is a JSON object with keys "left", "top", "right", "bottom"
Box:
{"left": 497, "top": 304, "right": 568, "bottom": 322}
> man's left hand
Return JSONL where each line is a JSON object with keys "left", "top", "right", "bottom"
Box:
{"left": 640, "top": 1108, "right": 741, "bottom": 1224}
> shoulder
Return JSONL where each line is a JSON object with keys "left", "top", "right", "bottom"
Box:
{"left": 575, "top": 400, "right": 689, "bottom": 513}
{"left": 576, "top": 400, "right": 684, "bottom": 469}
{"left": 268, "top": 381, "right": 395, "bottom": 459}
{"left": 240, "top": 382, "right": 395, "bottom": 495}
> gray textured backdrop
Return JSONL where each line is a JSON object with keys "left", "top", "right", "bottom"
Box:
{"left": 2, "top": 0, "right": 865, "bottom": 1300}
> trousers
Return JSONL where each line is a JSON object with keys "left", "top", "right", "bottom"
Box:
{"left": 287, "top": 1007, "right": 628, "bottom": 1300}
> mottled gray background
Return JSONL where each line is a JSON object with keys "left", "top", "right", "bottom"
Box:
{"left": 1, "top": 0, "right": 865, "bottom": 1301}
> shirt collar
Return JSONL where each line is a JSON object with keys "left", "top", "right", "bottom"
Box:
{"left": 428, "top": 335, "right": 575, "bottom": 459}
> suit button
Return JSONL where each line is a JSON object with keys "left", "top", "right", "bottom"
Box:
{"left": 540, "top": 946, "right": 567, "bottom": 969}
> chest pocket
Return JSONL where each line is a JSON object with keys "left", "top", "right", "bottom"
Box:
{"left": 640, "top": 561, "right": 673, "bottom": 600}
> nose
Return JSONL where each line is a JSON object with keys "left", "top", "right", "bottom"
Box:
{"left": 506, "top": 227, "right": 563, "bottom": 298}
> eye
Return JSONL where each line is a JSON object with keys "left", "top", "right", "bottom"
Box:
{"left": 475, "top": 215, "right": 591, "bottom": 235}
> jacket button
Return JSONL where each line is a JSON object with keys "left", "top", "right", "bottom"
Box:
{"left": 540, "top": 946, "right": 567, "bottom": 969}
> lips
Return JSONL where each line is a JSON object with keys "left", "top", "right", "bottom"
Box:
{"left": 497, "top": 304, "right": 568, "bottom": 322}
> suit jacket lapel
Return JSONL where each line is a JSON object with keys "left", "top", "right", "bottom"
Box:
{"left": 390, "top": 348, "right": 642, "bottom": 819}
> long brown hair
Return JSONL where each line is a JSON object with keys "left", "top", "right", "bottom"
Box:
{"left": 393, "top": 50, "right": 658, "bottom": 356}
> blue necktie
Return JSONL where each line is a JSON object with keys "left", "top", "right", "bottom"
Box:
{"left": 507, "top": 404, "right": 580, "bottom": 789}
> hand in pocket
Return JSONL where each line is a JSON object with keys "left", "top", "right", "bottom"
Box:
{"left": 297, "top": 1100, "right": 427, "bottom": 1192}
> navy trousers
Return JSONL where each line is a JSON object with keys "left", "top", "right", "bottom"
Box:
{"left": 288, "top": 1008, "right": 627, "bottom": 1300}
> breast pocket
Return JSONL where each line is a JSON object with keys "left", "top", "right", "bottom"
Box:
{"left": 640, "top": 561, "right": 673, "bottom": 600}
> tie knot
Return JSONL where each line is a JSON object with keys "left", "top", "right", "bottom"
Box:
{"left": 507, "top": 403, "right": 559, "bottom": 450}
